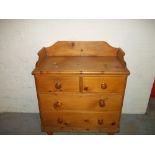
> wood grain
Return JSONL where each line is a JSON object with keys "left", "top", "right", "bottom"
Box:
{"left": 83, "top": 76, "right": 126, "bottom": 93}
{"left": 46, "top": 41, "right": 118, "bottom": 56}
{"left": 32, "top": 41, "right": 130, "bottom": 134}
{"left": 41, "top": 111, "right": 120, "bottom": 131}
{"left": 35, "top": 75, "right": 79, "bottom": 92}
{"left": 39, "top": 93, "right": 123, "bottom": 112}
{"left": 32, "top": 56, "right": 129, "bottom": 75}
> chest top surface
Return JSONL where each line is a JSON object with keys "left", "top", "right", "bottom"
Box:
{"left": 32, "top": 41, "right": 130, "bottom": 75}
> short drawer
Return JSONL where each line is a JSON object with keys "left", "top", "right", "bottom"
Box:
{"left": 41, "top": 111, "right": 120, "bottom": 131}
{"left": 39, "top": 93, "right": 123, "bottom": 112}
{"left": 83, "top": 76, "right": 126, "bottom": 93}
{"left": 35, "top": 75, "right": 79, "bottom": 92}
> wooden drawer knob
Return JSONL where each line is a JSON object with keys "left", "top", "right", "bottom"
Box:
{"left": 57, "top": 118, "right": 63, "bottom": 124}
{"left": 99, "top": 99, "right": 105, "bottom": 107}
{"left": 101, "top": 83, "right": 107, "bottom": 89}
{"left": 111, "top": 122, "right": 116, "bottom": 126}
{"left": 55, "top": 81, "right": 61, "bottom": 89}
{"left": 54, "top": 101, "right": 62, "bottom": 108}
{"left": 98, "top": 119, "right": 104, "bottom": 125}
{"left": 84, "top": 86, "right": 88, "bottom": 91}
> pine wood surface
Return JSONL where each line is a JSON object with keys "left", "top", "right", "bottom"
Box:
{"left": 32, "top": 41, "right": 130, "bottom": 134}
{"left": 39, "top": 93, "right": 123, "bottom": 112}
{"left": 33, "top": 56, "right": 129, "bottom": 75}
{"left": 36, "top": 75, "right": 79, "bottom": 92}
{"left": 41, "top": 111, "right": 120, "bottom": 131}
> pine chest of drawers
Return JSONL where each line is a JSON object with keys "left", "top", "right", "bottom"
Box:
{"left": 32, "top": 41, "right": 130, "bottom": 134}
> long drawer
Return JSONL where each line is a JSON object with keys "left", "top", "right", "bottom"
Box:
{"left": 41, "top": 111, "right": 120, "bottom": 131}
{"left": 39, "top": 93, "right": 123, "bottom": 112}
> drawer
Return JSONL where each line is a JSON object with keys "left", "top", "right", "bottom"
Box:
{"left": 36, "top": 75, "right": 79, "bottom": 92}
{"left": 41, "top": 111, "right": 120, "bottom": 131}
{"left": 83, "top": 76, "right": 125, "bottom": 93}
{"left": 39, "top": 93, "right": 123, "bottom": 112}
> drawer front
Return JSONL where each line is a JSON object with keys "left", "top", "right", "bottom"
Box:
{"left": 83, "top": 76, "right": 125, "bottom": 93}
{"left": 39, "top": 93, "right": 123, "bottom": 112}
{"left": 41, "top": 111, "right": 120, "bottom": 131}
{"left": 36, "top": 75, "right": 79, "bottom": 92}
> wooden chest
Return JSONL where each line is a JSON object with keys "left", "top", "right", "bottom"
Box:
{"left": 32, "top": 41, "right": 130, "bottom": 134}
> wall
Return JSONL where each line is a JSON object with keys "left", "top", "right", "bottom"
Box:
{"left": 0, "top": 19, "right": 155, "bottom": 114}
